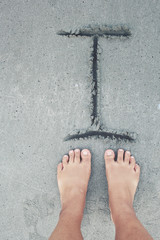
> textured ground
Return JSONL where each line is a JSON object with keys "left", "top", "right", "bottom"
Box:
{"left": 0, "top": 0, "right": 160, "bottom": 239}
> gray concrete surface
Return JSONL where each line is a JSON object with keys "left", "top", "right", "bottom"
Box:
{"left": 0, "top": 0, "right": 160, "bottom": 239}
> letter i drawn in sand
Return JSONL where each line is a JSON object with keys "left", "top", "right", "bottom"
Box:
{"left": 57, "top": 25, "right": 136, "bottom": 142}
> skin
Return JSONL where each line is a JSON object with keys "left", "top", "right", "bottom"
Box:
{"left": 49, "top": 148, "right": 153, "bottom": 240}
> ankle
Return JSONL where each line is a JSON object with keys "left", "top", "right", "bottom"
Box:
{"left": 60, "top": 206, "right": 83, "bottom": 226}
{"left": 112, "top": 203, "right": 136, "bottom": 225}
{"left": 60, "top": 195, "right": 85, "bottom": 221}
{"left": 61, "top": 189, "right": 86, "bottom": 209}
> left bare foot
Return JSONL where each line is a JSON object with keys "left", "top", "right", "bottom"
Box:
{"left": 57, "top": 149, "right": 91, "bottom": 219}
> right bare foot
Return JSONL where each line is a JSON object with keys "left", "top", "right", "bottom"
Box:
{"left": 104, "top": 149, "right": 140, "bottom": 223}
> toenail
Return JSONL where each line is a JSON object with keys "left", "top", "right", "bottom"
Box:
{"left": 64, "top": 155, "right": 68, "bottom": 158}
{"left": 106, "top": 150, "right": 113, "bottom": 155}
{"left": 82, "top": 150, "right": 88, "bottom": 155}
{"left": 75, "top": 149, "right": 80, "bottom": 152}
{"left": 119, "top": 149, "right": 124, "bottom": 152}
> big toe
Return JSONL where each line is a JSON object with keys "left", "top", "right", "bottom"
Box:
{"left": 104, "top": 149, "right": 115, "bottom": 166}
{"left": 81, "top": 149, "right": 91, "bottom": 164}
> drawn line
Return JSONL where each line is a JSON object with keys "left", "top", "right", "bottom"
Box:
{"left": 91, "top": 36, "right": 98, "bottom": 126}
{"left": 57, "top": 26, "right": 131, "bottom": 37}
{"left": 64, "top": 131, "right": 135, "bottom": 142}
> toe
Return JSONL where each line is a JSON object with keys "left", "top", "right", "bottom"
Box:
{"left": 129, "top": 156, "right": 136, "bottom": 168}
{"left": 81, "top": 149, "right": 91, "bottom": 164}
{"left": 69, "top": 150, "right": 74, "bottom": 163}
{"left": 104, "top": 149, "right": 115, "bottom": 166}
{"left": 57, "top": 163, "right": 63, "bottom": 174}
{"left": 134, "top": 164, "right": 140, "bottom": 174}
{"left": 62, "top": 155, "right": 69, "bottom": 165}
{"left": 117, "top": 149, "right": 124, "bottom": 163}
{"left": 124, "top": 151, "right": 130, "bottom": 164}
{"left": 74, "top": 149, "right": 81, "bottom": 163}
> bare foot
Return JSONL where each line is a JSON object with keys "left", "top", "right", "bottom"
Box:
{"left": 104, "top": 149, "right": 140, "bottom": 223}
{"left": 57, "top": 149, "right": 91, "bottom": 220}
